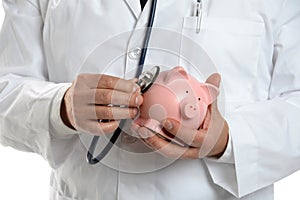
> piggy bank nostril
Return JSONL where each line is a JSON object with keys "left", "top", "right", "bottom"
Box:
{"left": 181, "top": 103, "right": 197, "bottom": 119}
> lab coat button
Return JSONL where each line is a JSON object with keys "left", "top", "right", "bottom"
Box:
{"left": 128, "top": 47, "right": 141, "bottom": 59}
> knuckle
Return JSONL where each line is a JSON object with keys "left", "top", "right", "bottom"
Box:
{"left": 101, "top": 107, "right": 112, "bottom": 119}
{"left": 99, "top": 90, "right": 112, "bottom": 103}
{"left": 191, "top": 141, "right": 199, "bottom": 148}
{"left": 101, "top": 77, "right": 114, "bottom": 89}
{"left": 149, "top": 139, "right": 160, "bottom": 149}
{"left": 195, "top": 133, "right": 204, "bottom": 144}
{"left": 77, "top": 73, "right": 88, "bottom": 82}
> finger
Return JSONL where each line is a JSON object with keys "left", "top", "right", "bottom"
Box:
{"left": 208, "top": 100, "right": 222, "bottom": 121}
{"left": 211, "top": 100, "right": 220, "bottom": 113}
{"left": 80, "top": 74, "right": 140, "bottom": 93}
{"left": 74, "top": 105, "right": 138, "bottom": 121}
{"left": 134, "top": 126, "right": 201, "bottom": 159}
{"left": 205, "top": 73, "right": 221, "bottom": 88}
{"left": 130, "top": 78, "right": 138, "bottom": 83}
{"left": 73, "top": 89, "right": 143, "bottom": 107}
{"left": 75, "top": 119, "right": 119, "bottom": 135}
{"left": 78, "top": 89, "right": 143, "bottom": 107}
{"left": 94, "top": 89, "right": 143, "bottom": 106}
{"left": 201, "top": 106, "right": 211, "bottom": 130}
{"left": 132, "top": 126, "right": 156, "bottom": 139}
{"left": 162, "top": 119, "right": 206, "bottom": 147}
{"left": 141, "top": 132, "right": 200, "bottom": 159}
{"left": 130, "top": 122, "right": 142, "bottom": 138}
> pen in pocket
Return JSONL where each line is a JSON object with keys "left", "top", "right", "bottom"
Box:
{"left": 194, "top": 0, "right": 202, "bottom": 33}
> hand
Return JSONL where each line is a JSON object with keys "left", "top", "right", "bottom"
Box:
{"left": 60, "top": 74, "right": 143, "bottom": 135}
{"left": 132, "top": 73, "right": 229, "bottom": 159}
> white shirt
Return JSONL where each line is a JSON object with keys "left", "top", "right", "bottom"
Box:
{"left": 0, "top": 0, "right": 300, "bottom": 199}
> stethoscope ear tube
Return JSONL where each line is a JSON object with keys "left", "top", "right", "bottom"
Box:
{"left": 86, "top": 0, "right": 158, "bottom": 165}
{"left": 135, "top": 0, "right": 158, "bottom": 77}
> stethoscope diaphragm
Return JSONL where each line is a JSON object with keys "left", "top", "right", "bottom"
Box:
{"left": 137, "top": 66, "right": 160, "bottom": 93}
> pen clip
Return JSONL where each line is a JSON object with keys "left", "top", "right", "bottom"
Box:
{"left": 195, "top": 0, "right": 202, "bottom": 34}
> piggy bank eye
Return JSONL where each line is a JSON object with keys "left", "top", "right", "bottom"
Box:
{"left": 186, "top": 90, "right": 189, "bottom": 93}
{"left": 198, "top": 98, "right": 201, "bottom": 101}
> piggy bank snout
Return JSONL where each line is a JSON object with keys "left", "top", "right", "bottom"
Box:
{"left": 180, "top": 101, "right": 198, "bottom": 119}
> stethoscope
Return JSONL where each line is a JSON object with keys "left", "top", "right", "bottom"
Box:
{"left": 87, "top": 0, "right": 158, "bottom": 165}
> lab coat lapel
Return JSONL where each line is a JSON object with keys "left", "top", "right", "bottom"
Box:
{"left": 123, "top": 0, "right": 142, "bottom": 19}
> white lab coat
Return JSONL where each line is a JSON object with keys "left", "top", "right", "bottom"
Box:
{"left": 0, "top": 0, "right": 300, "bottom": 199}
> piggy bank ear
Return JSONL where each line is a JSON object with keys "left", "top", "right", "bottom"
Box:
{"left": 173, "top": 66, "right": 188, "bottom": 78}
{"left": 199, "top": 83, "right": 219, "bottom": 104}
{"left": 164, "top": 66, "right": 188, "bottom": 83}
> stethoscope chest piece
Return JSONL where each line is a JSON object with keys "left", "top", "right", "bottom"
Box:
{"left": 137, "top": 66, "right": 160, "bottom": 93}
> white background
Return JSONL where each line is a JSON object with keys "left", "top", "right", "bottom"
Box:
{"left": 0, "top": 3, "right": 299, "bottom": 200}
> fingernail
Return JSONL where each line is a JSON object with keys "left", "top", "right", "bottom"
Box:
{"left": 164, "top": 120, "right": 173, "bottom": 130}
{"left": 138, "top": 127, "right": 155, "bottom": 139}
{"left": 130, "top": 129, "right": 138, "bottom": 137}
{"left": 131, "top": 123, "right": 138, "bottom": 132}
{"left": 132, "top": 108, "right": 138, "bottom": 116}
{"left": 132, "top": 84, "right": 140, "bottom": 93}
{"left": 135, "top": 95, "right": 143, "bottom": 106}
{"left": 130, "top": 78, "right": 138, "bottom": 83}
{"left": 138, "top": 128, "right": 151, "bottom": 139}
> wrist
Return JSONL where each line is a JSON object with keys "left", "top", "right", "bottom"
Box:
{"left": 209, "top": 121, "right": 229, "bottom": 158}
{"left": 60, "top": 89, "right": 76, "bottom": 130}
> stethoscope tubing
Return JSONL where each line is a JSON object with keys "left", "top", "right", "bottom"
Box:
{"left": 136, "top": 0, "right": 158, "bottom": 77}
{"left": 87, "top": 0, "right": 158, "bottom": 165}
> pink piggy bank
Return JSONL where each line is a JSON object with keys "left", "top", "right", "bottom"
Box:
{"left": 135, "top": 66, "right": 219, "bottom": 145}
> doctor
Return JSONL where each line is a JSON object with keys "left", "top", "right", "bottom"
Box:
{"left": 0, "top": 0, "right": 299, "bottom": 200}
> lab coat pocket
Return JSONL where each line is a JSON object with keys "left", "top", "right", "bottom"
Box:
{"left": 180, "top": 17, "right": 265, "bottom": 101}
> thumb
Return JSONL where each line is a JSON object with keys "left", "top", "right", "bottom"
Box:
{"left": 205, "top": 73, "right": 221, "bottom": 88}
